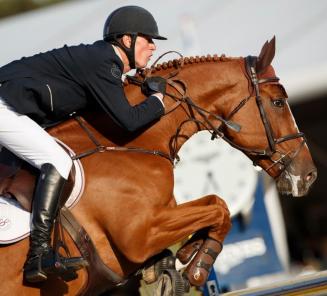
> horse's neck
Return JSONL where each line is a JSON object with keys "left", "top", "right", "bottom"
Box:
{"left": 135, "top": 58, "right": 246, "bottom": 156}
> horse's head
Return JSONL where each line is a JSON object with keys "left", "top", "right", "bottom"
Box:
{"left": 216, "top": 37, "right": 317, "bottom": 197}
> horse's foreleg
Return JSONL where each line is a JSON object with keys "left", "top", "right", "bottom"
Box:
{"left": 174, "top": 197, "right": 231, "bottom": 287}
{"left": 152, "top": 194, "right": 231, "bottom": 243}
{"left": 151, "top": 194, "right": 230, "bottom": 257}
{"left": 115, "top": 194, "right": 231, "bottom": 264}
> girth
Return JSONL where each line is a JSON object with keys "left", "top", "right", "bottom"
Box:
{"left": 58, "top": 207, "right": 124, "bottom": 296}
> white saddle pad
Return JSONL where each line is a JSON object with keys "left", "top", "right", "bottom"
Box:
{"left": 0, "top": 141, "right": 85, "bottom": 244}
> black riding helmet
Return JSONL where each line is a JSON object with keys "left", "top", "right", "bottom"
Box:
{"left": 103, "top": 6, "right": 167, "bottom": 69}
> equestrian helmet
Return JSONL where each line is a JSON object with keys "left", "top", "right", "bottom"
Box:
{"left": 103, "top": 6, "right": 167, "bottom": 41}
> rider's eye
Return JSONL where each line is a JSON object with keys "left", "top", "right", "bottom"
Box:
{"left": 140, "top": 34, "right": 154, "bottom": 44}
{"left": 272, "top": 98, "right": 285, "bottom": 108}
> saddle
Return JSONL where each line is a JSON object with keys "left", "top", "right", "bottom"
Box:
{"left": 0, "top": 146, "right": 75, "bottom": 212}
{"left": 0, "top": 144, "right": 123, "bottom": 294}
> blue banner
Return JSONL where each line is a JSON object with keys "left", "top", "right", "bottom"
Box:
{"left": 208, "top": 175, "right": 284, "bottom": 292}
{"left": 203, "top": 268, "right": 221, "bottom": 296}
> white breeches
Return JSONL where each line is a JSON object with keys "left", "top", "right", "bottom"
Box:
{"left": 0, "top": 97, "right": 72, "bottom": 179}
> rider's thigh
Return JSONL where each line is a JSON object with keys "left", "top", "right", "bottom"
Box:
{"left": 0, "top": 99, "right": 72, "bottom": 179}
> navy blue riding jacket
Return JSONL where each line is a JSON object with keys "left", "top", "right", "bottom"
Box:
{"left": 0, "top": 40, "right": 164, "bottom": 131}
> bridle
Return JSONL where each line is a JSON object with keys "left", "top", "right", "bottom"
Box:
{"left": 152, "top": 54, "right": 306, "bottom": 175}
{"left": 234, "top": 56, "right": 306, "bottom": 175}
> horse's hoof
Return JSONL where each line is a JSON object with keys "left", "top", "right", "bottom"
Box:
{"left": 142, "top": 250, "right": 175, "bottom": 284}
{"left": 142, "top": 255, "right": 176, "bottom": 284}
{"left": 142, "top": 264, "right": 157, "bottom": 284}
{"left": 155, "top": 269, "right": 189, "bottom": 296}
{"left": 155, "top": 255, "right": 176, "bottom": 273}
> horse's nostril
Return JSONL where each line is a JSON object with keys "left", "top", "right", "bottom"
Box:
{"left": 306, "top": 173, "right": 313, "bottom": 182}
{"left": 305, "top": 170, "right": 317, "bottom": 183}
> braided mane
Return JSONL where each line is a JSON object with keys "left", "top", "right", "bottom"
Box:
{"left": 138, "top": 54, "right": 240, "bottom": 77}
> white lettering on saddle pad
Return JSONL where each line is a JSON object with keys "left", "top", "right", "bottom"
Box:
{"left": 0, "top": 197, "right": 30, "bottom": 244}
{"left": 0, "top": 141, "right": 85, "bottom": 244}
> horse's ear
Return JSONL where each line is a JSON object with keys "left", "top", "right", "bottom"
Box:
{"left": 256, "top": 36, "right": 276, "bottom": 73}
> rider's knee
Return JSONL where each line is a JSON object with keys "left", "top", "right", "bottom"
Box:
{"left": 48, "top": 152, "right": 72, "bottom": 180}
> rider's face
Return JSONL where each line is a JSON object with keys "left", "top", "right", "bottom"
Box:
{"left": 134, "top": 35, "right": 156, "bottom": 68}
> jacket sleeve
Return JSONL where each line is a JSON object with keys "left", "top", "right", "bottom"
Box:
{"left": 87, "top": 60, "right": 164, "bottom": 132}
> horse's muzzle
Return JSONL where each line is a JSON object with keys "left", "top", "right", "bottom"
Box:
{"left": 276, "top": 165, "right": 317, "bottom": 197}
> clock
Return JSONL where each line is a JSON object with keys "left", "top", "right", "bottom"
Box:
{"left": 173, "top": 131, "right": 258, "bottom": 217}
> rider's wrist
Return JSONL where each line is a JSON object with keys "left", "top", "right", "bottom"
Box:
{"left": 152, "top": 93, "right": 165, "bottom": 107}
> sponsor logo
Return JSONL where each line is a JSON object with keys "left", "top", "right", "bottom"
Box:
{"left": 206, "top": 280, "right": 219, "bottom": 296}
{"left": 111, "top": 64, "right": 122, "bottom": 79}
{"left": 0, "top": 216, "right": 11, "bottom": 231}
{"left": 215, "top": 237, "right": 267, "bottom": 274}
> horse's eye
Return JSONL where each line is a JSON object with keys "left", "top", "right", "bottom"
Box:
{"left": 272, "top": 98, "right": 285, "bottom": 108}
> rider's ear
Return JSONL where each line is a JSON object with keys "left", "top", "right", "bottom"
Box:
{"left": 256, "top": 36, "right": 275, "bottom": 74}
{"left": 121, "top": 35, "right": 132, "bottom": 49}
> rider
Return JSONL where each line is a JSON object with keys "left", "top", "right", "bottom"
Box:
{"left": 0, "top": 6, "right": 167, "bottom": 283}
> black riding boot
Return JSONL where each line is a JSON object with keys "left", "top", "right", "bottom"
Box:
{"left": 23, "top": 163, "right": 86, "bottom": 283}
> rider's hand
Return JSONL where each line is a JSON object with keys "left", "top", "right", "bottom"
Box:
{"left": 141, "top": 76, "right": 167, "bottom": 97}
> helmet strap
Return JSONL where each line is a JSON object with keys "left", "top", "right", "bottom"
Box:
{"left": 109, "top": 34, "right": 137, "bottom": 69}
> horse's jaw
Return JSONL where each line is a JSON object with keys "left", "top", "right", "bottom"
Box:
{"left": 275, "top": 165, "right": 317, "bottom": 197}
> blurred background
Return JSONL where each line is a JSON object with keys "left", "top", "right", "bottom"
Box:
{"left": 1, "top": 0, "right": 326, "bottom": 295}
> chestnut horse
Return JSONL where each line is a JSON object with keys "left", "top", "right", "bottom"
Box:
{"left": 0, "top": 38, "right": 317, "bottom": 295}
